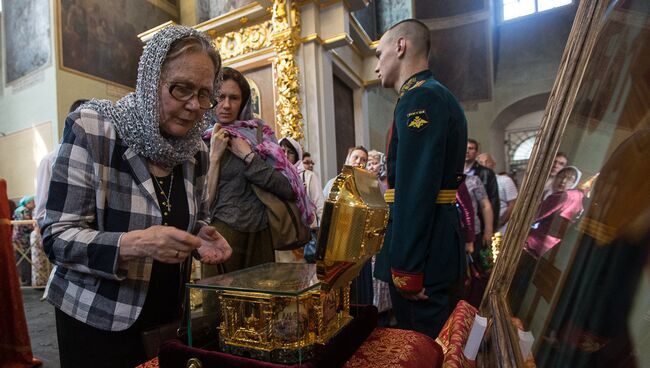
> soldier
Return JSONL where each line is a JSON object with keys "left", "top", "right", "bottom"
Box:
{"left": 373, "top": 19, "right": 468, "bottom": 338}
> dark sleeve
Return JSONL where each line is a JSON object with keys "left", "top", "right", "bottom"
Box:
{"left": 389, "top": 88, "right": 449, "bottom": 292}
{"left": 243, "top": 155, "right": 295, "bottom": 200}
{"left": 485, "top": 169, "right": 500, "bottom": 230}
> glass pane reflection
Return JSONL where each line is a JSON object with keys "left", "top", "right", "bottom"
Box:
{"left": 506, "top": 1, "right": 650, "bottom": 366}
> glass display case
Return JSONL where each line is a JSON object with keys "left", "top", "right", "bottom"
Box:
{"left": 480, "top": 0, "right": 650, "bottom": 366}
{"left": 186, "top": 263, "right": 350, "bottom": 364}
{"left": 184, "top": 165, "right": 389, "bottom": 364}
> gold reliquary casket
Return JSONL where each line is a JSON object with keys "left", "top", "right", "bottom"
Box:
{"left": 185, "top": 166, "right": 389, "bottom": 364}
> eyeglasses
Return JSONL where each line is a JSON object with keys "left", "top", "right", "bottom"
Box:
{"left": 166, "top": 83, "right": 217, "bottom": 109}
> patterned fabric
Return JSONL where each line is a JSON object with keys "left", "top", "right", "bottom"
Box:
{"left": 0, "top": 180, "right": 36, "bottom": 367}
{"left": 41, "top": 110, "right": 209, "bottom": 331}
{"left": 30, "top": 229, "right": 51, "bottom": 287}
{"left": 12, "top": 206, "right": 33, "bottom": 251}
{"left": 135, "top": 357, "right": 159, "bottom": 368}
{"left": 371, "top": 256, "right": 392, "bottom": 313}
{"left": 137, "top": 328, "right": 443, "bottom": 368}
{"left": 219, "top": 120, "right": 314, "bottom": 227}
{"left": 344, "top": 327, "right": 443, "bottom": 368}
{"left": 464, "top": 175, "right": 486, "bottom": 235}
{"left": 435, "top": 300, "right": 478, "bottom": 368}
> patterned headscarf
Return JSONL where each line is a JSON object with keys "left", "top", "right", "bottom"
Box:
{"left": 82, "top": 25, "right": 221, "bottom": 168}
{"left": 220, "top": 120, "right": 314, "bottom": 226}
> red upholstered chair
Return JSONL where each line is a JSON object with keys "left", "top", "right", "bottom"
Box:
{"left": 435, "top": 300, "right": 479, "bottom": 368}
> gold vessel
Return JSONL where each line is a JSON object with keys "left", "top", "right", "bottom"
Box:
{"left": 186, "top": 166, "right": 388, "bottom": 363}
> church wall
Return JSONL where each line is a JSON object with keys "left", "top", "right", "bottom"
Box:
{"left": 465, "top": 4, "right": 577, "bottom": 172}
{"left": 0, "top": 1, "right": 58, "bottom": 199}
{"left": 366, "top": 85, "right": 396, "bottom": 154}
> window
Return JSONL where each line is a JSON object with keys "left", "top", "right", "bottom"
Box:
{"left": 502, "top": 0, "right": 572, "bottom": 21}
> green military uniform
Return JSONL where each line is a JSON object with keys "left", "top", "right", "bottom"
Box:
{"left": 374, "top": 70, "right": 467, "bottom": 339}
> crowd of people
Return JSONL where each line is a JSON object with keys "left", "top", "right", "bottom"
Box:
{"left": 3, "top": 21, "right": 591, "bottom": 368}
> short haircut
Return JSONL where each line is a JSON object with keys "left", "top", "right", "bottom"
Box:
{"left": 303, "top": 152, "right": 311, "bottom": 158}
{"left": 386, "top": 19, "right": 431, "bottom": 58}
{"left": 556, "top": 151, "right": 568, "bottom": 161}
{"left": 468, "top": 138, "right": 479, "bottom": 150}
{"left": 69, "top": 99, "right": 89, "bottom": 113}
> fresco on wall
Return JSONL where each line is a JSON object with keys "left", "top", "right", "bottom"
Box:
{"left": 414, "top": 0, "right": 485, "bottom": 19}
{"left": 428, "top": 20, "right": 491, "bottom": 103}
{"left": 3, "top": 0, "right": 51, "bottom": 85}
{"left": 196, "top": 0, "right": 255, "bottom": 23}
{"left": 58, "top": 0, "right": 177, "bottom": 88}
{"left": 376, "top": 0, "right": 412, "bottom": 35}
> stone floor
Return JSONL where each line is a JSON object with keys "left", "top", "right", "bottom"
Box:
{"left": 22, "top": 288, "right": 60, "bottom": 368}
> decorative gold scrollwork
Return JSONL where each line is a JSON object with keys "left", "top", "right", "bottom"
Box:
{"left": 214, "top": 21, "right": 274, "bottom": 60}
{"left": 272, "top": 0, "right": 305, "bottom": 141}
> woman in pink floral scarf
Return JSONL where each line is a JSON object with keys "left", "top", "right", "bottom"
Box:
{"left": 202, "top": 67, "right": 314, "bottom": 273}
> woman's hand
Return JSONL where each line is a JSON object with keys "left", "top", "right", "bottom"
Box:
{"left": 210, "top": 125, "right": 229, "bottom": 161}
{"left": 119, "top": 225, "right": 202, "bottom": 264}
{"left": 196, "top": 226, "right": 232, "bottom": 264}
{"left": 228, "top": 136, "right": 254, "bottom": 162}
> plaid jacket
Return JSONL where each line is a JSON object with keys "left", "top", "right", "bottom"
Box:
{"left": 41, "top": 108, "right": 209, "bottom": 331}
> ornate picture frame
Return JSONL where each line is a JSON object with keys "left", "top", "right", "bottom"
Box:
{"left": 56, "top": 0, "right": 177, "bottom": 88}
{"left": 479, "top": 0, "right": 641, "bottom": 365}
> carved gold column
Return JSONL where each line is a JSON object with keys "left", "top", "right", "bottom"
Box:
{"left": 272, "top": 0, "right": 304, "bottom": 141}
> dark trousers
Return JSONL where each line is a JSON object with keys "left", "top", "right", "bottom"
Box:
{"left": 388, "top": 283, "right": 451, "bottom": 340}
{"left": 55, "top": 308, "right": 147, "bottom": 368}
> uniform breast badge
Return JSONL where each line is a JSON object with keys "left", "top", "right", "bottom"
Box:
{"left": 407, "top": 109, "right": 429, "bottom": 131}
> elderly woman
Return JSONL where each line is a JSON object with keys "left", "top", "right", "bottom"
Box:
{"left": 203, "top": 67, "right": 313, "bottom": 273}
{"left": 366, "top": 150, "right": 388, "bottom": 193}
{"left": 40, "top": 26, "right": 231, "bottom": 367}
{"left": 322, "top": 146, "right": 369, "bottom": 196}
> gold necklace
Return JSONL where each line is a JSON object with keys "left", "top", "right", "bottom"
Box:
{"left": 153, "top": 172, "right": 174, "bottom": 219}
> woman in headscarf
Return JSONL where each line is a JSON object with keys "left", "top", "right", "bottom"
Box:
{"left": 203, "top": 67, "right": 314, "bottom": 272}
{"left": 510, "top": 166, "right": 584, "bottom": 314}
{"left": 12, "top": 195, "right": 35, "bottom": 286}
{"left": 40, "top": 26, "right": 231, "bottom": 367}
{"left": 525, "top": 166, "right": 584, "bottom": 258}
{"left": 279, "top": 136, "right": 324, "bottom": 226}
{"left": 278, "top": 137, "right": 324, "bottom": 263}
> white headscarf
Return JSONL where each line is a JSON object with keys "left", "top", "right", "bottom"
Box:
{"left": 278, "top": 136, "right": 304, "bottom": 173}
